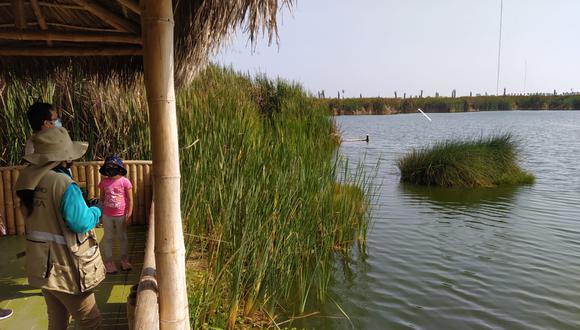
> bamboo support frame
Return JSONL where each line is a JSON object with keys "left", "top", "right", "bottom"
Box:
{"left": 12, "top": 0, "right": 27, "bottom": 30}
{"left": 30, "top": 0, "right": 52, "bottom": 46}
{"left": 70, "top": 0, "right": 139, "bottom": 33}
{"left": 117, "top": 0, "right": 140, "bottom": 15}
{"left": 3, "top": 170, "right": 15, "bottom": 235}
{"left": 0, "top": 30, "right": 142, "bottom": 44}
{"left": 12, "top": 169, "right": 25, "bottom": 235}
{"left": 129, "top": 164, "right": 137, "bottom": 225}
{"left": 87, "top": 165, "right": 95, "bottom": 199}
{"left": 0, "top": 47, "right": 143, "bottom": 57}
{"left": 142, "top": 0, "right": 190, "bottom": 327}
{"left": 134, "top": 202, "right": 159, "bottom": 329}
{"left": 0, "top": 171, "right": 5, "bottom": 233}
{"left": 137, "top": 164, "right": 145, "bottom": 225}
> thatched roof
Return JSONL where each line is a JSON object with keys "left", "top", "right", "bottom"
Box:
{"left": 0, "top": 0, "right": 291, "bottom": 85}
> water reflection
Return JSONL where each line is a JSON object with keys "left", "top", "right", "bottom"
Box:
{"left": 399, "top": 183, "right": 520, "bottom": 213}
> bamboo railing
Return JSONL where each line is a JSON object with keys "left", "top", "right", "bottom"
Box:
{"left": 0, "top": 160, "right": 152, "bottom": 236}
{"left": 133, "top": 202, "right": 159, "bottom": 329}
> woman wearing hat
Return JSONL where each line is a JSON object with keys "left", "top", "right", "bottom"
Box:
{"left": 15, "top": 127, "right": 104, "bottom": 330}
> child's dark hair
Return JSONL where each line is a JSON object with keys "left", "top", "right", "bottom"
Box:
{"left": 27, "top": 102, "right": 53, "bottom": 132}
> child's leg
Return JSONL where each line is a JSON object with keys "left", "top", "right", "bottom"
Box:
{"left": 115, "top": 216, "right": 129, "bottom": 260}
{"left": 102, "top": 215, "right": 115, "bottom": 261}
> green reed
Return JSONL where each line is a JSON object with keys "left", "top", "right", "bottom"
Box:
{"left": 397, "top": 133, "right": 534, "bottom": 188}
{"left": 178, "top": 66, "right": 369, "bottom": 328}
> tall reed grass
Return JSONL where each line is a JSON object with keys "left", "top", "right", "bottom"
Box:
{"left": 397, "top": 133, "right": 534, "bottom": 188}
{"left": 0, "top": 65, "right": 370, "bottom": 328}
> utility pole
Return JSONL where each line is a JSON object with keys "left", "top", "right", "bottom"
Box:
{"left": 496, "top": 0, "right": 503, "bottom": 95}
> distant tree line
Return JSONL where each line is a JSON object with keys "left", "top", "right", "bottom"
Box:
{"left": 320, "top": 94, "right": 580, "bottom": 115}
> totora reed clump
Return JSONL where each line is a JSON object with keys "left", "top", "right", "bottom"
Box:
{"left": 397, "top": 133, "right": 535, "bottom": 188}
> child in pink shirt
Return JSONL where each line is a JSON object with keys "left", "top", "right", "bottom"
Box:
{"left": 98, "top": 155, "right": 133, "bottom": 273}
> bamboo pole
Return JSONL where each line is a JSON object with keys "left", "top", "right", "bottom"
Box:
{"left": 137, "top": 164, "right": 145, "bottom": 225}
{"left": 134, "top": 202, "right": 159, "bottom": 329}
{"left": 12, "top": 169, "right": 25, "bottom": 235}
{"left": 12, "top": 0, "right": 27, "bottom": 29}
{"left": 144, "top": 164, "right": 151, "bottom": 225}
{"left": 0, "top": 171, "right": 5, "bottom": 233}
{"left": 87, "top": 165, "right": 95, "bottom": 199}
{"left": 79, "top": 164, "right": 87, "bottom": 188}
{"left": 71, "top": 164, "right": 79, "bottom": 182}
{"left": 70, "top": 0, "right": 140, "bottom": 33}
{"left": 129, "top": 164, "right": 137, "bottom": 225}
{"left": 3, "top": 170, "right": 15, "bottom": 235}
{"left": 0, "top": 30, "right": 142, "bottom": 44}
{"left": 30, "top": 0, "right": 52, "bottom": 46}
{"left": 93, "top": 164, "right": 101, "bottom": 200}
{"left": 142, "top": 0, "right": 189, "bottom": 327}
{"left": 0, "top": 46, "right": 143, "bottom": 57}
{"left": 118, "top": 0, "right": 140, "bottom": 15}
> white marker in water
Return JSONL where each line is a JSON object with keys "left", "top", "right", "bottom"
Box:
{"left": 418, "top": 108, "right": 432, "bottom": 122}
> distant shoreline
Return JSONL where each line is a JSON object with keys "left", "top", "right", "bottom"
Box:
{"left": 323, "top": 94, "right": 580, "bottom": 115}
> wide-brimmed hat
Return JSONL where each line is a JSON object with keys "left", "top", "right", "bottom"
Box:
{"left": 23, "top": 127, "right": 88, "bottom": 165}
{"left": 99, "top": 154, "right": 127, "bottom": 176}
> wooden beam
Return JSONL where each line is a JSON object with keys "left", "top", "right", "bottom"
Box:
{"left": 0, "top": 30, "right": 142, "bottom": 44}
{"left": 46, "top": 23, "right": 119, "bottom": 33}
{"left": 30, "top": 0, "right": 47, "bottom": 30}
{"left": 117, "top": 0, "right": 140, "bottom": 15}
{"left": 0, "top": 46, "right": 142, "bottom": 56}
{"left": 142, "top": 0, "right": 190, "bottom": 328}
{"left": 30, "top": 0, "right": 51, "bottom": 46}
{"left": 38, "top": 2, "right": 83, "bottom": 10}
{"left": 12, "top": 0, "right": 27, "bottom": 29}
{"left": 70, "top": 0, "right": 139, "bottom": 33}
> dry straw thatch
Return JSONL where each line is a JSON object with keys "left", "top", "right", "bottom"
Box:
{"left": 0, "top": 0, "right": 292, "bottom": 85}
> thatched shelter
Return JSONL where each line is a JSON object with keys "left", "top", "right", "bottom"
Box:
{"left": 0, "top": 1, "right": 290, "bottom": 328}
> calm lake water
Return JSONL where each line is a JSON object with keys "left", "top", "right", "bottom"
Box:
{"left": 296, "top": 111, "right": 580, "bottom": 330}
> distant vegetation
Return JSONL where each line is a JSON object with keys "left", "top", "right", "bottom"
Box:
{"left": 325, "top": 94, "right": 580, "bottom": 115}
{"left": 397, "top": 134, "right": 534, "bottom": 188}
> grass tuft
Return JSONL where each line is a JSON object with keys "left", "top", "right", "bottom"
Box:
{"left": 397, "top": 133, "right": 534, "bottom": 188}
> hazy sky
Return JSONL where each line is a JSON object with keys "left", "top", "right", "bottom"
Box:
{"left": 215, "top": 0, "right": 580, "bottom": 98}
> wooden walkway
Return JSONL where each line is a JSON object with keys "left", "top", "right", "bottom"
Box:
{"left": 0, "top": 226, "right": 146, "bottom": 329}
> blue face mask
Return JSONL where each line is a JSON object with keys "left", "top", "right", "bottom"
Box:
{"left": 54, "top": 118, "right": 63, "bottom": 128}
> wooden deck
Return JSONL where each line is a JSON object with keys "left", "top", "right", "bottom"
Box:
{"left": 0, "top": 226, "right": 147, "bottom": 329}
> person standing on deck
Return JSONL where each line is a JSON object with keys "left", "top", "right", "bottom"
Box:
{"left": 15, "top": 127, "right": 105, "bottom": 330}
{"left": 24, "top": 102, "right": 61, "bottom": 156}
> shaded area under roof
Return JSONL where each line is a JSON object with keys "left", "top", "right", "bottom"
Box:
{"left": 0, "top": 0, "right": 291, "bottom": 86}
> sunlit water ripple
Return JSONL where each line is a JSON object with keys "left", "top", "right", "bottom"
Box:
{"left": 296, "top": 111, "right": 580, "bottom": 330}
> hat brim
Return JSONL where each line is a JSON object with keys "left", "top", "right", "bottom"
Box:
{"left": 24, "top": 141, "right": 88, "bottom": 165}
{"left": 15, "top": 161, "right": 62, "bottom": 191}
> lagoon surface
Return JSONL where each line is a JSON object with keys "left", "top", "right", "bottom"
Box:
{"left": 297, "top": 111, "right": 580, "bottom": 329}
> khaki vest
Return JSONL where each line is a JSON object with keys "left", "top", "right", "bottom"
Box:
{"left": 24, "top": 171, "right": 105, "bottom": 294}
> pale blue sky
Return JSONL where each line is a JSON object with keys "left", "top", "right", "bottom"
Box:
{"left": 215, "top": 0, "right": 580, "bottom": 98}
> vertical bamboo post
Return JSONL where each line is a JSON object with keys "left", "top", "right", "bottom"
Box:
{"left": 71, "top": 164, "right": 79, "bottom": 182}
{"left": 93, "top": 164, "right": 101, "bottom": 200}
{"left": 137, "top": 164, "right": 145, "bottom": 224}
{"left": 0, "top": 171, "right": 5, "bottom": 231}
{"left": 144, "top": 164, "right": 151, "bottom": 225}
{"left": 142, "top": 0, "right": 189, "bottom": 328}
{"left": 79, "top": 164, "right": 87, "bottom": 186}
{"left": 87, "top": 165, "right": 95, "bottom": 199}
{"left": 129, "top": 164, "right": 137, "bottom": 225}
{"left": 3, "top": 170, "right": 15, "bottom": 235}
{"left": 12, "top": 169, "right": 25, "bottom": 235}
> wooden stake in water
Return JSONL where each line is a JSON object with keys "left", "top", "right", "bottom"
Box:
{"left": 418, "top": 108, "right": 432, "bottom": 122}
